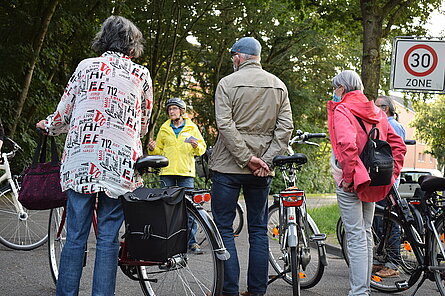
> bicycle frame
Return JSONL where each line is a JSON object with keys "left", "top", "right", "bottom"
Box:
{"left": 0, "top": 152, "right": 26, "bottom": 217}
{"left": 377, "top": 185, "right": 445, "bottom": 290}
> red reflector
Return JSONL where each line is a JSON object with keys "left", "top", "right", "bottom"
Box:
{"left": 203, "top": 193, "right": 211, "bottom": 202}
{"left": 193, "top": 194, "right": 203, "bottom": 203}
{"left": 410, "top": 201, "right": 421, "bottom": 205}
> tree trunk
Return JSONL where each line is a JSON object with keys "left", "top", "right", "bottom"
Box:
{"left": 360, "top": 1, "right": 383, "bottom": 101}
{"left": 10, "top": 0, "right": 60, "bottom": 137}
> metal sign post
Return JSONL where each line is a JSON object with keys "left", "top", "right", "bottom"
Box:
{"left": 391, "top": 38, "right": 445, "bottom": 93}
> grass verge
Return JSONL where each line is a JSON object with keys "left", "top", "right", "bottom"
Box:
{"left": 308, "top": 203, "right": 340, "bottom": 246}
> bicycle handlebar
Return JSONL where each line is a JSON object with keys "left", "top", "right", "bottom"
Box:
{"left": 404, "top": 139, "right": 416, "bottom": 145}
{"left": 2, "top": 137, "right": 22, "bottom": 159}
{"left": 289, "top": 130, "right": 326, "bottom": 146}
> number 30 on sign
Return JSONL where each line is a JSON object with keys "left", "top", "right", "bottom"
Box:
{"left": 391, "top": 39, "right": 445, "bottom": 93}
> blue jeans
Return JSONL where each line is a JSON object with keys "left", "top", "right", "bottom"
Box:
{"left": 160, "top": 175, "right": 198, "bottom": 247}
{"left": 56, "top": 190, "right": 124, "bottom": 296}
{"left": 211, "top": 172, "right": 271, "bottom": 295}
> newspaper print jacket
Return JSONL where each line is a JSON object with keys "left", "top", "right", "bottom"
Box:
{"left": 45, "top": 51, "right": 153, "bottom": 198}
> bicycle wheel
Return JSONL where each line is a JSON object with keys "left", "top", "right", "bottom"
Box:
{"left": 300, "top": 214, "right": 325, "bottom": 288}
{"left": 48, "top": 207, "right": 66, "bottom": 284}
{"left": 369, "top": 210, "right": 420, "bottom": 292}
{"left": 137, "top": 202, "right": 224, "bottom": 296}
{"left": 267, "top": 204, "right": 325, "bottom": 289}
{"left": 0, "top": 185, "right": 48, "bottom": 250}
{"left": 289, "top": 246, "right": 300, "bottom": 296}
{"left": 233, "top": 202, "right": 244, "bottom": 236}
{"left": 200, "top": 200, "right": 243, "bottom": 236}
{"left": 431, "top": 215, "right": 445, "bottom": 295}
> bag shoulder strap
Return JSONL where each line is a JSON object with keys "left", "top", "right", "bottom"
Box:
{"left": 354, "top": 115, "right": 378, "bottom": 138}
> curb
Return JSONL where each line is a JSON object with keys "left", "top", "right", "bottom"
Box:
{"left": 325, "top": 243, "right": 344, "bottom": 258}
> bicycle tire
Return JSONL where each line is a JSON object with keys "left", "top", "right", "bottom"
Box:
{"left": 0, "top": 185, "right": 48, "bottom": 250}
{"left": 233, "top": 202, "right": 244, "bottom": 236}
{"left": 267, "top": 204, "right": 325, "bottom": 289}
{"left": 200, "top": 200, "right": 244, "bottom": 237}
{"left": 289, "top": 246, "right": 300, "bottom": 296}
{"left": 431, "top": 214, "right": 445, "bottom": 296}
{"left": 340, "top": 207, "right": 421, "bottom": 292}
{"left": 48, "top": 207, "right": 66, "bottom": 284}
{"left": 137, "top": 200, "right": 224, "bottom": 296}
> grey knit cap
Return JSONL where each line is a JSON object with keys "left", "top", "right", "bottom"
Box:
{"left": 230, "top": 37, "right": 261, "bottom": 56}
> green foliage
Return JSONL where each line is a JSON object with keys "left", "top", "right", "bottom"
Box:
{"left": 2, "top": 0, "right": 442, "bottom": 190}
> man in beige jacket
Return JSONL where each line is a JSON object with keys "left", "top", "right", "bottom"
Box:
{"left": 209, "top": 37, "right": 293, "bottom": 296}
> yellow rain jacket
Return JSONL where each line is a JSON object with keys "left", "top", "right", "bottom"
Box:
{"left": 150, "top": 117, "right": 206, "bottom": 177}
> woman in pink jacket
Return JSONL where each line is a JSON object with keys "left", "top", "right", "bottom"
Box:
{"left": 327, "top": 70, "right": 406, "bottom": 296}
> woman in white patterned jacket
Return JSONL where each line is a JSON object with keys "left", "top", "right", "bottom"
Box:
{"left": 36, "top": 16, "right": 153, "bottom": 296}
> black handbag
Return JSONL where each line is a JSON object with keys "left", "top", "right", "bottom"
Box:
{"left": 121, "top": 187, "right": 188, "bottom": 262}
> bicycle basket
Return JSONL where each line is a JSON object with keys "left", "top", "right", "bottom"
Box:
{"left": 120, "top": 187, "right": 188, "bottom": 262}
{"left": 280, "top": 187, "right": 305, "bottom": 207}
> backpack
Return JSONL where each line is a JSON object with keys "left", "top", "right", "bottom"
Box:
{"left": 355, "top": 116, "right": 394, "bottom": 186}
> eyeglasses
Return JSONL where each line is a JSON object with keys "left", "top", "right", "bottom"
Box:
{"left": 376, "top": 104, "right": 387, "bottom": 109}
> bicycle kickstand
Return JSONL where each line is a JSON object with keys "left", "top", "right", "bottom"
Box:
{"left": 267, "top": 268, "right": 290, "bottom": 285}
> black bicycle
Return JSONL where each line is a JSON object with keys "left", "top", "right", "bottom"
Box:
{"left": 338, "top": 174, "right": 445, "bottom": 294}
{"left": 48, "top": 155, "right": 229, "bottom": 296}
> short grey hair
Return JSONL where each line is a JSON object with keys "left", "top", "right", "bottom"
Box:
{"left": 92, "top": 16, "right": 144, "bottom": 58}
{"left": 377, "top": 95, "right": 398, "bottom": 119}
{"left": 238, "top": 52, "right": 261, "bottom": 62}
{"left": 332, "top": 70, "right": 364, "bottom": 94}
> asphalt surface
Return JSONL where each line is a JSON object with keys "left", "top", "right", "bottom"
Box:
{"left": 0, "top": 195, "right": 440, "bottom": 295}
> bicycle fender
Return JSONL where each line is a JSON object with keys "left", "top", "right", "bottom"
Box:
{"left": 188, "top": 200, "right": 230, "bottom": 261}
{"left": 307, "top": 214, "right": 328, "bottom": 266}
{"left": 287, "top": 223, "right": 298, "bottom": 247}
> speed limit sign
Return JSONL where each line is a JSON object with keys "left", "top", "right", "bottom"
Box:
{"left": 391, "top": 38, "right": 445, "bottom": 92}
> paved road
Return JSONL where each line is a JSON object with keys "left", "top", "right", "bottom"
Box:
{"left": 0, "top": 196, "right": 439, "bottom": 295}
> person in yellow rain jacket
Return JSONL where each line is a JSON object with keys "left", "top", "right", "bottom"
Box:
{"left": 148, "top": 97, "right": 206, "bottom": 253}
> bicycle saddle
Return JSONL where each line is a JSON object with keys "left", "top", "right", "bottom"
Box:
{"left": 135, "top": 155, "right": 169, "bottom": 173}
{"left": 273, "top": 153, "right": 307, "bottom": 166}
{"left": 418, "top": 175, "right": 445, "bottom": 192}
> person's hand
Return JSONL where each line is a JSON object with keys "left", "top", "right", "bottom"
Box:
{"left": 189, "top": 138, "right": 198, "bottom": 149}
{"left": 247, "top": 156, "right": 270, "bottom": 175}
{"left": 147, "top": 139, "right": 156, "bottom": 151}
{"left": 36, "top": 120, "right": 46, "bottom": 130}
{"left": 36, "top": 120, "right": 48, "bottom": 134}
{"left": 341, "top": 180, "right": 354, "bottom": 193}
{"left": 253, "top": 167, "right": 269, "bottom": 177}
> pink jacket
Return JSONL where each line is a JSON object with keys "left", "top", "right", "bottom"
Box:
{"left": 327, "top": 90, "right": 406, "bottom": 202}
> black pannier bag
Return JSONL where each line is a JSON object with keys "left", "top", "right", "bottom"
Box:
{"left": 120, "top": 186, "right": 188, "bottom": 262}
{"left": 355, "top": 116, "right": 394, "bottom": 186}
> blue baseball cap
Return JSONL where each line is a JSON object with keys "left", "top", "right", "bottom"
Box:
{"left": 230, "top": 37, "right": 261, "bottom": 56}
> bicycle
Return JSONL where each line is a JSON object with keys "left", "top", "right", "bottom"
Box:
{"left": 337, "top": 173, "right": 445, "bottom": 294}
{"left": 48, "top": 154, "right": 229, "bottom": 296}
{"left": 267, "top": 130, "right": 328, "bottom": 296}
{"left": 0, "top": 136, "right": 48, "bottom": 250}
{"left": 336, "top": 139, "right": 420, "bottom": 266}
{"left": 195, "top": 150, "right": 245, "bottom": 236}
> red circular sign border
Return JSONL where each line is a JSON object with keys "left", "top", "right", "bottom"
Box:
{"left": 403, "top": 44, "right": 438, "bottom": 77}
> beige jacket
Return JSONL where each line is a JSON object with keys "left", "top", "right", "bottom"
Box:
{"left": 209, "top": 60, "right": 293, "bottom": 174}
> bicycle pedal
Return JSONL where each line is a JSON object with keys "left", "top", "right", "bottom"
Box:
{"left": 311, "top": 233, "right": 326, "bottom": 241}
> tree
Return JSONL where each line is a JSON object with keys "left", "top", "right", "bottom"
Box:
{"left": 411, "top": 96, "right": 445, "bottom": 172}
